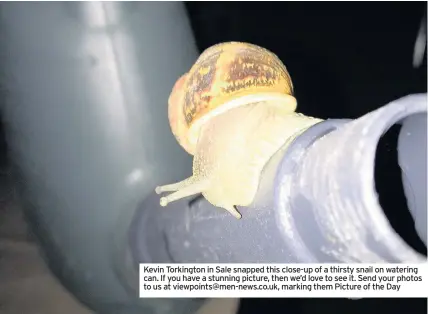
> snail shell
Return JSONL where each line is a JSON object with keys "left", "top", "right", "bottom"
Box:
{"left": 168, "top": 41, "right": 297, "bottom": 155}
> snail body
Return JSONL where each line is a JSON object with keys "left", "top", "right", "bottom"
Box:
{"left": 156, "top": 42, "right": 322, "bottom": 219}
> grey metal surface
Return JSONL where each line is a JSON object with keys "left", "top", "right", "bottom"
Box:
{"left": 0, "top": 2, "right": 203, "bottom": 314}
{"left": 398, "top": 111, "right": 427, "bottom": 245}
{"left": 281, "top": 94, "right": 427, "bottom": 263}
{"left": 130, "top": 94, "right": 427, "bottom": 269}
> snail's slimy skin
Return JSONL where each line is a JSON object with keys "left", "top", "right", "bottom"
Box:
{"left": 156, "top": 101, "right": 322, "bottom": 219}
{"left": 156, "top": 41, "right": 323, "bottom": 218}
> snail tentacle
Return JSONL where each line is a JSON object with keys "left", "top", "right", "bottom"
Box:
{"left": 157, "top": 41, "right": 302, "bottom": 218}
{"left": 156, "top": 177, "right": 210, "bottom": 207}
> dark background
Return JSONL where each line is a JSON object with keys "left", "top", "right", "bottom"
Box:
{"left": 184, "top": 2, "right": 427, "bottom": 314}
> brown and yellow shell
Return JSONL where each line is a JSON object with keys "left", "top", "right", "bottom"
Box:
{"left": 168, "top": 41, "right": 297, "bottom": 155}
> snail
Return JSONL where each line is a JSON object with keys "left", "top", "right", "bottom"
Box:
{"left": 156, "top": 42, "right": 323, "bottom": 219}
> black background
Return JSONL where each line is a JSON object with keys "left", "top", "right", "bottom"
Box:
{"left": 184, "top": 2, "right": 427, "bottom": 313}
